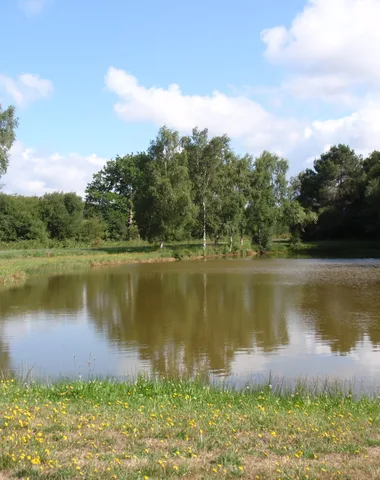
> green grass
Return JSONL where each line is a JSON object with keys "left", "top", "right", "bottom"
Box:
{"left": 1, "top": 238, "right": 380, "bottom": 285}
{"left": 264, "top": 239, "right": 380, "bottom": 258}
{"left": 0, "top": 377, "right": 379, "bottom": 479}
{"left": 0, "top": 241, "right": 255, "bottom": 285}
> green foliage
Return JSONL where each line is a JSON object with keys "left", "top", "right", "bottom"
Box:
{"left": 77, "top": 217, "right": 106, "bottom": 243}
{"left": 0, "top": 194, "right": 48, "bottom": 242}
{"left": 296, "top": 145, "right": 380, "bottom": 240}
{"left": 40, "top": 192, "right": 84, "bottom": 240}
{"left": 247, "top": 151, "right": 288, "bottom": 252}
{"left": 219, "top": 153, "right": 252, "bottom": 250}
{"left": 136, "top": 127, "right": 196, "bottom": 244}
{"left": 362, "top": 151, "right": 380, "bottom": 235}
{"left": 183, "top": 128, "right": 231, "bottom": 246}
{"left": 4, "top": 123, "right": 380, "bottom": 249}
{"left": 0, "top": 104, "right": 18, "bottom": 180}
{"left": 284, "top": 201, "right": 318, "bottom": 245}
{"left": 85, "top": 153, "right": 145, "bottom": 240}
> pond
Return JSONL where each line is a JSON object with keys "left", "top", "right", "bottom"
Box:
{"left": 1, "top": 258, "right": 380, "bottom": 388}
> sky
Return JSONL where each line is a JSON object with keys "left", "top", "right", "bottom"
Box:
{"left": 2, "top": 0, "right": 380, "bottom": 196}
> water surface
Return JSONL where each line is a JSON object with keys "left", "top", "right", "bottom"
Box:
{"left": 1, "top": 258, "right": 380, "bottom": 387}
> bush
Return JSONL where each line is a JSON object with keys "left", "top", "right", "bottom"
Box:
{"left": 78, "top": 217, "right": 106, "bottom": 243}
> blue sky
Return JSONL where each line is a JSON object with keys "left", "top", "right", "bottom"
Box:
{"left": 2, "top": 0, "right": 380, "bottom": 195}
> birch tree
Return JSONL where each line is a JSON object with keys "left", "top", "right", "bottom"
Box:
{"left": 0, "top": 105, "right": 18, "bottom": 182}
{"left": 184, "top": 128, "right": 228, "bottom": 250}
{"left": 137, "top": 127, "right": 195, "bottom": 246}
{"left": 247, "top": 151, "right": 288, "bottom": 252}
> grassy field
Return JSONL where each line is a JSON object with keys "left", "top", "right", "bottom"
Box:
{"left": 0, "top": 241, "right": 254, "bottom": 285}
{"left": 0, "top": 378, "right": 379, "bottom": 479}
{"left": 1, "top": 239, "right": 380, "bottom": 285}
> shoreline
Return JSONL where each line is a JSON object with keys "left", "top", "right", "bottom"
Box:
{"left": 0, "top": 378, "right": 379, "bottom": 479}
{"left": 1, "top": 238, "right": 380, "bottom": 286}
{"left": 0, "top": 248, "right": 258, "bottom": 286}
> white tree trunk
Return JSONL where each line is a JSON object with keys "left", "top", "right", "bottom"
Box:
{"left": 203, "top": 201, "right": 206, "bottom": 252}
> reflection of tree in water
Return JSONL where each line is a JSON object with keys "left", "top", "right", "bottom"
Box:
{"left": 0, "top": 275, "right": 85, "bottom": 316}
{"left": 1, "top": 262, "right": 379, "bottom": 376}
{"left": 0, "top": 336, "right": 12, "bottom": 377}
{"left": 86, "top": 266, "right": 290, "bottom": 376}
{"left": 299, "top": 279, "right": 380, "bottom": 354}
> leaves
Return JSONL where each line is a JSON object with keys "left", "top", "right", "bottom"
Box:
{"left": 297, "top": 144, "right": 380, "bottom": 239}
{"left": 247, "top": 152, "right": 289, "bottom": 252}
{"left": 0, "top": 104, "right": 18, "bottom": 179}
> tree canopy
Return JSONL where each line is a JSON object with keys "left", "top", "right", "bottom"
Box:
{"left": 294, "top": 144, "right": 380, "bottom": 240}
{"left": 0, "top": 104, "right": 18, "bottom": 180}
{"left": 1, "top": 123, "right": 380, "bottom": 248}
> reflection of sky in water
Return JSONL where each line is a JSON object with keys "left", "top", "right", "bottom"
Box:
{"left": 0, "top": 258, "right": 380, "bottom": 388}
{"left": 2, "top": 311, "right": 151, "bottom": 379}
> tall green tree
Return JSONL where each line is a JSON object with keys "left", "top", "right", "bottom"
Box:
{"left": 0, "top": 194, "right": 47, "bottom": 242}
{"left": 247, "top": 151, "right": 288, "bottom": 252}
{"left": 0, "top": 105, "right": 18, "bottom": 181}
{"left": 219, "top": 153, "right": 252, "bottom": 251}
{"left": 40, "top": 192, "right": 83, "bottom": 240}
{"left": 85, "top": 153, "right": 146, "bottom": 240}
{"left": 362, "top": 150, "right": 380, "bottom": 237}
{"left": 297, "top": 145, "right": 365, "bottom": 239}
{"left": 314, "top": 145, "right": 364, "bottom": 210}
{"left": 183, "top": 128, "right": 229, "bottom": 249}
{"left": 136, "top": 127, "right": 196, "bottom": 246}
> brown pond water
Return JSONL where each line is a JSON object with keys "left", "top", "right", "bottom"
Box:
{"left": 1, "top": 258, "right": 380, "bottom": 387}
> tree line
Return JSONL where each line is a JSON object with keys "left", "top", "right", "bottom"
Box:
{"left": 1, "top": 104, "right": 380, "bottom": 250}
{"left": 84, "top": 126, "right": 305, "bottom": 251}
{"left": 84, "top": 127, "right": 380, "bottom": 248}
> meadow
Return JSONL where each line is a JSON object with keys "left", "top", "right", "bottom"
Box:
{"left": 1, "top": 239, "right": 380, "bottom": 285}
{"left": 0, "top": 378, "right": 379, "bottom": 479}
{"left": 0, "top": 240, "right": 250, "bottom": 285}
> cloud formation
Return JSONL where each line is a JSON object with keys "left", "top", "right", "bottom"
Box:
{"left": 105, "top": 0, "right": 380, "bottom": 167}
{"left": 261, "top": 0, "right": 380, "bottom": 100}
{"left": 105, "top": 67, "right": 302, "bottom": 155}
{"left": 6, "top": 0, "right": 380, "bottom": 196}
{"left": 18, "top": 0, "right": 48, "bottom": 15}
{"left": 2, "top": 142, "right": 107, "bottom": 197}
{"left": 0, "top": 73, "right": 53, "bottom": 107}
{"left": 105, "top": 67, "right": 380, "bottom": 166}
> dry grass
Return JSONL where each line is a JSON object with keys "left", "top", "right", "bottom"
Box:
{"left": 0, "top": 378, "right": 379, "bottom": 479}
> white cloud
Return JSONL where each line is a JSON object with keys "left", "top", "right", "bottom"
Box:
{"left": 105, "top": 67, "right": 301, "bottom": 154}
{"left": 104, "top": 0, "right": 380, "bottom": 168}
{"left": 18, "top": 0, "right": 48, "bottom": 15}
{"left": 2, "top": 141, "right": 107, "bottom": 197}
{"left": 105, "top": 66, "right": 380, "bottom": 169}
{"left": 283, "top": 74, "right": 359, "bottom": 107}
{"left": 5, "top": 0, "right": 380, "bottom": 195}
{"left": 0, "top": 73, "right": 53, "bottom": 107}
{"left": 310, "top": 101, "right": 380, "bottom": 155}
{"left": 261, "top": 0, "right": 380, "bottom": 100}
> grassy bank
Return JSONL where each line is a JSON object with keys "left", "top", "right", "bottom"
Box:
{"left": 0, "top": 249, "right": 177, "bottom": 285}
{"left": 0, "top": 242, "right": 254, "bottom": 285}
{"left": 1, "top": 239, "right": 380, "bottom": 285}
{"left": 273, "top": 239, "right": 380, "bottom": 258}
{"left": 0, "top": 378, "right": 379, "bottom": 479}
